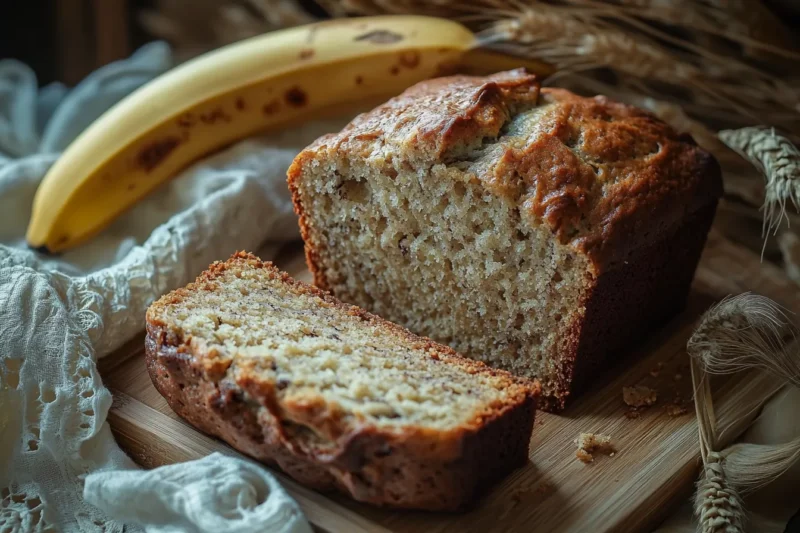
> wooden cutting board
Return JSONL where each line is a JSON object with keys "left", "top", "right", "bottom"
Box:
{"left": 99, "top": 230, "right": 796, "bottom": 533}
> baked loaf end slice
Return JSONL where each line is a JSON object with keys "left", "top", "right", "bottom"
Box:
{"left": 145, "top": 252, "right": 539, "bottom": 511}
{"left": 288, "top": 68, "right": 723, "bottom": 411}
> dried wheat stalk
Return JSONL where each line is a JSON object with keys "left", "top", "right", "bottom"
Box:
{"left": 313, "top": 0, "right": 800, "bottom": 132}
{"left": 690, "top": 354, "right": 745, "bottom": 533}
{"left": 688, "top": 293, "right": 800, "bottom": 532}
{"left": 476, "top": 2, "right": 799, "bottom": 130}
{"left": 722, "top": 439, "right": 800, "bottom": 493}
{"left": 689, "top": 294, "right": 800, "bottom": 386}
{"left": 558, "top": 0, "right": 799, "bottom": 61}
{"left": 719, "top": 128, "right": 800, "bottom": 238}
{"left": 779, "top": 232, "right": 800, "bottom": 286}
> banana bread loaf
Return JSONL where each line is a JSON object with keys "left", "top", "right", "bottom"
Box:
{"left": 146, "top": 252, "right": 540, "bottom": 510}
{"left": 288, "top": 69, "right": 723, "bottom": 410}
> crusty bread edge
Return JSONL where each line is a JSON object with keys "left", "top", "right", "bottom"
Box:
{"left": 287, "top": 154, "right": 333, "bottom": 293}
{"left": 145, "top": 253, "right": 539, "bottom": 511}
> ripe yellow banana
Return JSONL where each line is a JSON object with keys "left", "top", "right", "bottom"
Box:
{"left": 27, "top": 15, "right": 551, "bottom": 253}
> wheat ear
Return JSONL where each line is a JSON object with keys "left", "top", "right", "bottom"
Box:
{"left": 719, "top": 128, "right": 800, "bottom": 240}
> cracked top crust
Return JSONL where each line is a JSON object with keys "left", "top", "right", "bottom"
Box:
{"left": 292, "top": 69, "right": 722, "bottom": 270}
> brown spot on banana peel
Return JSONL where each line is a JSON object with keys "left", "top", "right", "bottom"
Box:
{"left": 398, "top": 50, "right": 420, "bottom": 68}
{"left": 354, "top": 30, "right": 403, "bottom": 44}
{"left": 137, "top": 136, "right": 181, "bottom": 172}
{"left": 355, "top": 75, "right": 364, "bottom": 85}
{"left": 298, "top": 49, "right": 314, "bottom": 60}
{"left": 176, "top": 113, "right": 195, "bottom": 128}
{"left": 199, "top": 108, "right": 230, "bottom": 124}
{"left": 284, "top": 87, "right": 307, "bottom": 107}
{"left": 235, "top": 98, "right": 245, "bottom": 111}
{"left": 262, "top": 99, "right": 280, "bottom": 115}
{"left": 389, "top": 66, "right": 400, "bottom": 75}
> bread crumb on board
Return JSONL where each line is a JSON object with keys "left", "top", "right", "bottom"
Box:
{"left": 536, "top": 481, "right": 555, "bottom": 495}
{"left": 649, "top": 362, "right": 664, "bottom": 378}
{"left": 624, "top": 408, "right": 642, "bottom": 419}
{"left": 576, "top": 449, "right": 594, "bottom": 463}
{"left": 665, "top": 403, "right": 689, "bottom": 417}
{"left": 575, "top": 433, "right": 615, "bottom": 463}
{"left": 623, "top": 385, "right": 658, "bottom": 408}
{"left": 509, "top": 481, "right": 555, "bottom": 504}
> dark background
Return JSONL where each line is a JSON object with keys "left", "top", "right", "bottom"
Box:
{"left": 2, "top": 0, "right": 799, "bottom": 88}
{"left": 1, "top": 0, "right": 156, "bottom": 85}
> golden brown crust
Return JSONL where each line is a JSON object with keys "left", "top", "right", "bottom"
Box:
{"left": 287, "top": 70, "right": 722, "bottom": 270}
{"left": 146, "top": 252, "right": 539, "bottom": 510}
{"left": 295, "top": 69, "right": 541, "bottom": 165}
{"left": 519, "top": 88, "right": 721, "bottom": 269}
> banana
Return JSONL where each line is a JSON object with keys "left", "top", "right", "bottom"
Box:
{"left": 27, "top": 16, "right": 550, "bottom": 253}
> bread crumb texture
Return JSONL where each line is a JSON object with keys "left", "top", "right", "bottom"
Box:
{"left": 650, "top": 362, "right": 664, "bottom": 378}
{"left": 575, "top": 432, "right": 615, "bottom": 463}
{"left": 624, "top": 408, "right": 642, "bottom": 420}
{"left": 665, "top": 403, "right": 689, "bottom": 417}
{"left": 623, "top": 385, "right": 658, "bottom": 408}
{"left": 147, "top": 252, "right": 538, "bottom": 433}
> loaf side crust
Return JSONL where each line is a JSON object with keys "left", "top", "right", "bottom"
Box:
{"left": 542, "top": 201, "right": 718, "bottom": 410}
{"left": 145, "top": 253, "right": 539, "bottom": 510}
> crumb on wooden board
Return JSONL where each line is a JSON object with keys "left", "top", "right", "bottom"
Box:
{"left": 625, "top": 408, "right": 642, "bottom": 419}
{"left": 623, "top": 385, "right": 658, "bottom": 408}
{"left": 649, "top": 361, "right": 664, "bottom": 378}
{"left": 576, "top": 449, "right": 594, "bottom": 464}
{"left": 665, "top": 403, "right": 689, "bottom": 417}
{"left": 575, "top": 432, "right": 615, "bottom": 463}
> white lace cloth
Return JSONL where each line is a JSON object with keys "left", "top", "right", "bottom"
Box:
{"left": 0, "top": 43, "right": 338, "bottom": 532}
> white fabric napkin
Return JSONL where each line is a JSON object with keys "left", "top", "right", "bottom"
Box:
{"left": 0, "top": 42, "right": 346, "bottom": 532}
{"left": 84, "top": 453, "right": 313, "bottom": 533}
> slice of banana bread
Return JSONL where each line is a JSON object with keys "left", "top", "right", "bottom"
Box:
{"left": 145, "top": 252, "right": 539, "bottom": 511}
{"left": 288, "top": 69, "right": 723, "bottom": 410}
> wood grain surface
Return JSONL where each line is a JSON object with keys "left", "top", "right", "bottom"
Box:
{"left": 100, "top": 231, "right": 794, "bottom": 533}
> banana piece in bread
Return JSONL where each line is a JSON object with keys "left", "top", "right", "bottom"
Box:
{"left": 288, "top": 69, "right": 722, "bottom": 410}
{"left": 146, "top": 252, "right": 539, "bottom": 511}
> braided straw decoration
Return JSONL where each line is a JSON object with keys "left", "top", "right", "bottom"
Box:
{"left": 690, "top": 353, "right": 746, "bottom": 533}
{"left": 695, "top": 452, "right": 744, "bottom": 533}
{"left": 694, "top": 452, "right": 745, "bottom": 533}
{"left": 688, "top": 294, "right": 800, "bottom": 532}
